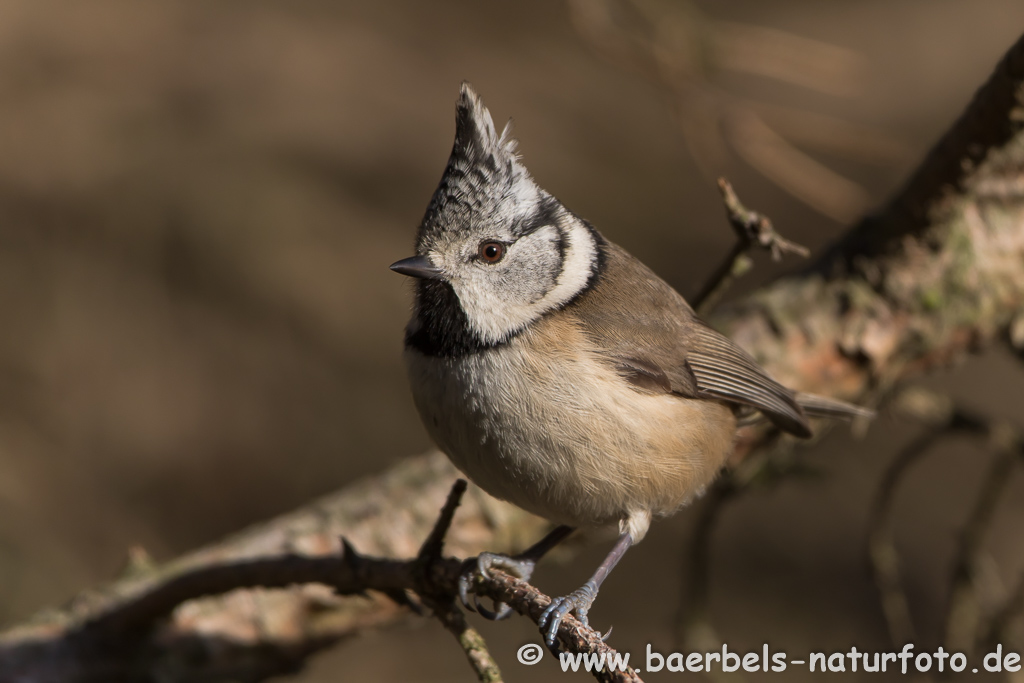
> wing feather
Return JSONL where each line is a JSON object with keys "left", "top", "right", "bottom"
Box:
{"left": 685, "top": 323, "right": 811, "bottom": 437}
{"left": 568, "top": 238, "right": 812, "bottom": 438}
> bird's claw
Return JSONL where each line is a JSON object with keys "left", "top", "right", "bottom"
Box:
{"left": 458, "top": 552, "right": 536, "bottom": 620}
{"left": 474, "top": 594, "right": 513, "bottom": 620}
{"left": 538, "top": 582, "right": 598, "bottom": 646}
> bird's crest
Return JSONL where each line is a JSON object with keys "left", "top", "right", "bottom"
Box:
{"left": 453, "top": 82, "right": 519, "bottom": 164}
{"left": 416, "top": 84, "right": 539, "bottom": 246}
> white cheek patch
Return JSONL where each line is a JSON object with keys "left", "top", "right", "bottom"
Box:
{"left": 543, "top": 221, "right": 599, "bottom": 312}
{"left": 453, "top": 221, "right": 598, "bottom": 344}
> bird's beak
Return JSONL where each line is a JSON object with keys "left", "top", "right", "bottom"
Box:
{"left": 389, "top": 255, "right": 444, "bottom": 280}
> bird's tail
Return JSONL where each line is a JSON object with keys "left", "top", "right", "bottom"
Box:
{"left": 795, "top": 392, "right": 875, "bottom": 421}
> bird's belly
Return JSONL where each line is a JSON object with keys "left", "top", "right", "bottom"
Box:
{"left": 404, "top": 326, "right": 736, "bottom": 536}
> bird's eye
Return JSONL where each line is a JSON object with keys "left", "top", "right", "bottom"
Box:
{"left": 478, "top": 241, "right": 505, "bottom": 263}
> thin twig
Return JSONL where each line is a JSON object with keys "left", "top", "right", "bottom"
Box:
{"left": 865, "top": 429, "right": 945, "bottom": 645}
{"left": 693, "top": 178, "right": 809, "bottom": 315}
{"left": 673, "top": 432, "right": 796, "bottom": 649}
{"left": 66, "top": 479, "right": 638, "bottom": 683}
{"left": 865, "top": 390, "right": 993, "bottom": 648}
{"left": 416, "top": 479, "right": 504, "bottom": 682}
{"left": 419, "top": 478, "right": 469, "bottom": 565}
{"left": 692, "top": 240, "right": 751, "bottom": 317}
{"left": 945, "top": 422, "right": 1022, "bottom": 652}
{"left": 674, "top": 474, "right": 737, "bottom": 649}
{"left": 672, "top": 439, "right": 811, "bottom": 683}
{"left": 433, "top": 601, "right": 504, "bottom": 683}
{"left": 717, "top": 177, "right": 811, "bottom": 260}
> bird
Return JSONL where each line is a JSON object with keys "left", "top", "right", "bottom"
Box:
{"left": 390, "top": 83, "right": 873, "bottom": 646}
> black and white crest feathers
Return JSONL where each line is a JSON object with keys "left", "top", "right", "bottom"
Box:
{"left": 452, "top": 82, "right": 519, "bottom": 166}
{"left": 416, "top": 83, "right": 540, "bottom": 249}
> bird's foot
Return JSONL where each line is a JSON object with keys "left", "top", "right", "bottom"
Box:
{"left": 458, "top": 552, "right": 537, "bottom": 620}
{"left": 538, "top": 581, "right": 598, "bottom": 646}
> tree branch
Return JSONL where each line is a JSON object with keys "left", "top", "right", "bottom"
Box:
{"left": 692, "top": 178, "right": 810, "bottom": 316}
{"left": 2, "top": 477, "right": 639, "bottom": 683}
{"left": 4, "top": 28, "right": 1024, "bottom": 683}
{"left": 865, "top": 390, "right": 987, "bottom": 647}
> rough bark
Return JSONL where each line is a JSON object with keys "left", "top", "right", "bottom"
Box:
{"left": 2, "top": 30, "right": 1024, "bottom": 683}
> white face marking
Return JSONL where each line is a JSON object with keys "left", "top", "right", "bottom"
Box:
{"left": 412, "top": 85, "right": 599, "bottom": 348}
{"left": 438, "top": 219, "right": 597, "bottom": 345}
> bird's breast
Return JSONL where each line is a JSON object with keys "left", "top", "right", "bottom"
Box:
{"left": 404, "top": 315, "right": 736, "bottom": 536}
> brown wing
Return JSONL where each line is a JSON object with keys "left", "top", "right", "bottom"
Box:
{"left": 683, "top": 320, "right": 811, "bottom": 437}
{"left": 566, "top": 238, "right": 812, "bottom": 438}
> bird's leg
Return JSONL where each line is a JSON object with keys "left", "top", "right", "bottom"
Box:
{"left": 459, "top": 525, "right": 575, "bottom": 620}
{"left": 538, "top": 531, "right": 633, "bottom": 645}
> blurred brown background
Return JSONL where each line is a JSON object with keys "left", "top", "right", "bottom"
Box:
{"left": 1, "top": 1, "right": 1023, "bottom": 681}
